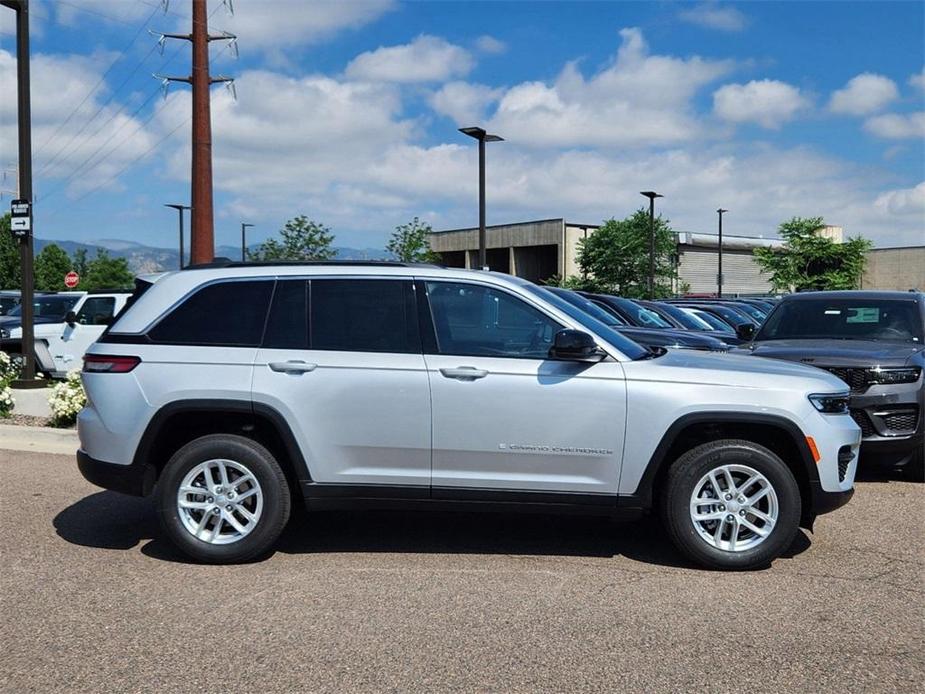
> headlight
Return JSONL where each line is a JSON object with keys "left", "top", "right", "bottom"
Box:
{"left": 809, "top": 392, "right": 851, "bottom": 414}
{"left": 869, "top": 367, "right": 921, "bottom": 385}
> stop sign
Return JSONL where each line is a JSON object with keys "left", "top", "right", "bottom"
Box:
{"left": 64, "top": 271, "right": 80, "bottom": 289}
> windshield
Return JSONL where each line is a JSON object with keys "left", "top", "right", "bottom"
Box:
{"left": 0, "top": 296, "right": 19, "bottom": 315}
{"left": 8, "top": 295, "right": 81, "bottom": 319}
{"left": 725, "top": 302, "right": 767, "bottom": 322}
{"left": 757, "top": 298, "right": 923, "bottom": 343}
{"left": 651, "top": 302, "right": 712, "bottom": 331}
{"left": 525, "top": 286, "right": 649, "bottom": 360}
{"left": 685, "top": 307, "right": 735, "bottom": 332}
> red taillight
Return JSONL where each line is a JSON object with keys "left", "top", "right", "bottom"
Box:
{"left": 83, "top": 354, "right": 141, "bottom": 373}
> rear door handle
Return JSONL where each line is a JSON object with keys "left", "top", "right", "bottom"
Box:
{"left": 440, "top": 366, "right": 488, "bottom": 380}
{"left": 269, "top": 360, "right": 317, "bottom": 374}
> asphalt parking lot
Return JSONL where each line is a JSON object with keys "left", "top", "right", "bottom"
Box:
{"left": 1, "top": 448, "right": 922, "bottom": 693}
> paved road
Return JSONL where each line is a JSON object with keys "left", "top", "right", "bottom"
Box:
{"left": 1, "top": 449, "right": 922, "bottom": 693}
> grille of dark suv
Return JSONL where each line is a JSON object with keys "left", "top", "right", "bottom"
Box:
{"left": 881, "top": 409, "right": 918, "bottom": 434}
{"left": 850, "top": 409, "right": 875, "bottom": 438}
{"left": 837, "top": 446, "right": 853, "bottom": 482}
{"left": 822, "top": 367, "right": 871, "bottom": 392}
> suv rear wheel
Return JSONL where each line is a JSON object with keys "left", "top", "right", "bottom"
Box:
{"left": 661, "top": 439, "right": 801, "bottom": 570}
{"left": 155, "top": 434, "right": 291, "bottom": 563}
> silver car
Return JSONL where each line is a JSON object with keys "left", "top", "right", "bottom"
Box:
{"left": 76, "top": 263, "right": 860, "bottom": 569}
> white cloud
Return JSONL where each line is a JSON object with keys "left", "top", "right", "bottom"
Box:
{"left": 483, "top": 27, "right": 733, "bottom": 148}
{"left": 475, "top": 35, "right": 507, "bottom": 54}
{"left": 874, "top": 182, "right": 925, "bottom": 218}
{"left": 910, "top": 68, "right": 925, "bottom": 92}
{"left": 679, "top": 3, "right": 748, "bottom": 32}
{"left": 713, "top": 79, "right": 809, "bottom": 128}
{"left": 210, "top": 0, "right": 393, "bottom": 51}
{"left": 864, "top": 111, "right": 925, "bottom": 139}
{"left": 429, "top": 82, "right": 503, "bottom": 126}
{"left": 829, "top": 73, "right": 898, "bottom": 115}
{"left": 0, "top": 50, "right": 154, "bottom": 197}
{"left": 345, "top": 34, "right": 473, "bottom": 83}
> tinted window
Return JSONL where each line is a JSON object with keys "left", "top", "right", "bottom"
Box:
{"left": 149, "top": 280, "right": 273, "bottom": 346}
{"left": 76, "top": 297, "right": 115, "bottom": 325}
{"left": 758, "top": 299, "right": 923, "bottom": 343}
{"left": 426, "top": 281, "right": 562, "bottom": 359}
{"left": 310, "top": 279, "right": 418, "bottom": 353}
{"left": 9, "top": 295, "right": 80, "bottom": 319}
{"left": 263, "top": 280, "right": 308, "bottom": 349}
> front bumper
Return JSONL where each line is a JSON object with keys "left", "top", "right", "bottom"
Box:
{"left": 848, "top": 381, "right": 923, "bottom": 469}
{"left": 811, "top": 482, "right": 855, "bottom": 516}
{"left": 77, "top": 449, "right": 155, "bottom": 497}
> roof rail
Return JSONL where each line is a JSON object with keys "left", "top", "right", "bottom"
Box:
{"left": 182, "top": 258, "right": 444, "bottom": 270}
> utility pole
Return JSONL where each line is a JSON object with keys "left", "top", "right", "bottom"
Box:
{"left": 640, "top": 191, "right": 663, "bottom": 300}
{"left": 240, "top": 222, "right": 253, "bottom": 261}
{"left": 2, "top": 0, "right": 40, "bottom": 387}
{"left": 716, "top": 208, "right": 727, "bottom": 298}
{"left": 165, "top": 204, "right": 190, "bottom": 269}
{"left": 154, "top": 0, "right": 235, "bottom": 266}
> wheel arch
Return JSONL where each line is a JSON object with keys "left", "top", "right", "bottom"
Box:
{"left": 133, "top": 399, "right": 310, "bottom": 496}
{"left": 627, "top": 412, "right": 819, "bottom": 526}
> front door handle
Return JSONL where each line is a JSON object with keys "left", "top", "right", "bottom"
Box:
{"left": 440, "top": 366, "right": 488, "bottom": 380}
{"left": 269, "top": 360, "right": 317, "bottom": 374}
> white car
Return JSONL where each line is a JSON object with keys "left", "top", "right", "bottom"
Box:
{"left": 2, "top": 291, "right": 130, "bottom": 377}
{"left": 76, "top": 263, "right": 860, "bottom": 568}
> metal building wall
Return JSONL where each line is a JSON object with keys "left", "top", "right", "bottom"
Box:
{"left": 678, "top": 248, "right": 772, "bottom": 295}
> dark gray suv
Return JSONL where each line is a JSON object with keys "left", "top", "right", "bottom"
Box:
{"left": 741, "top": 291, "right": 924, "bottom": 479}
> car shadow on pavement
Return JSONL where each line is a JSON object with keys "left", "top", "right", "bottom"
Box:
{"left": 54, "top": 491, "right": 812, "bottom": 570}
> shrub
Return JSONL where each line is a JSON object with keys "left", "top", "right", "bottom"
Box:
{"left": 49, "top": 370, "right": 87, "bottom": 427}
{"left": 0, "top": 351, "right": 19, "bottom": 418}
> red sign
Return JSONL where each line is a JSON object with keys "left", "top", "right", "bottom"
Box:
{"left": 64, "top": 271, "right": 80, "bottom": 289}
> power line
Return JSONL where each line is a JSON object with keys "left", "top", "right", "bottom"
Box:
{"left": 32, "top": 0, "right": 160, "bottom": 160}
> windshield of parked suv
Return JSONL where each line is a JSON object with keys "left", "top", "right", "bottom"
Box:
{"left": 757, "top": 298, "right": 923, "bottom": 343}
{"left": 725, "top": 302, "right": 767, "bottom": 322}
{"left": 0, "top": 296, "right": 19, "bottom": 315}
{"left": 525, "top": 286, "right": 650, "bottom": 360}
{"left": 683, "top": 307, "right": 734, "bottom": 332}
{"left": 649, "top": 302, "right": 712, "bottom": 331}
{"left": 7, "top": 295, "right": 81, "bottom": 319}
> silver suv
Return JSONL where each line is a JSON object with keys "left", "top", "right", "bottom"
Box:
{"left": 77, "top": 262, "right": 860, "bottom": 569}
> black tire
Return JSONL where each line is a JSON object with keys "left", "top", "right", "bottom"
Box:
{"left": 155, "top": 434, "right": 291, "bottom": 564}
{"left": 660, "top": 439, "right": 801, "bottom": 570}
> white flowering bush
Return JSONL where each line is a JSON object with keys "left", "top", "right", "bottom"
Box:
{"left": 49, "top": 370, "right": 87, "bottom": 427}
{"left": 0, "top": 352, "right": 18, "bottom": 418}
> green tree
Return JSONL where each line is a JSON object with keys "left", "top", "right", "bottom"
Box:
{"left": 34, "top": 243, "right": 73, "bottom": 291}
{"left": 753, "top": 217, "right": 872, "bottom": 292}
{"left": 83, "top": 249, "right": 134, "bottom": 290}
{"left": 73, "top": 247, "right": 89, "bottom": 280}
{"left": 574, "top": 209, "right": 677, "bottom": 298}
{"left": 248, "top": 215, "right": 336, "bottom": 261}
{"left": 386, "top": 217, "right": 439, "bottom": 262}
{"left": 0, "top": 214, "right": 22, "bottom": 290}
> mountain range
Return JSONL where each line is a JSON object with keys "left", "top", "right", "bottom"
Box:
{"left": 33, "top": 238, "right": 392, "bottom": 274}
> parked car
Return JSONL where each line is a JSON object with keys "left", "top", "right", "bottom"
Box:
{"left": 0, "top": 290, "right": 23, "bottom": 316}
{"left": 545, "top": 287, "right": 730, "bottom": 351}
{"left": 77, "top": 262, "right": 858, "bottom": 568}
{"left": 739, "top": 290, "right": 924, "bottom": 480}
{"left": 1, "top": 290, "right": 130, "bottom": 377}
{"left": 679, "top": 306, "right": 740, "bottom": 333}
{"left": 671, "top": 301, "right": 758, "bottom": 333}
{"left": 636, "top": 300, "right": 746, "bottom": 345}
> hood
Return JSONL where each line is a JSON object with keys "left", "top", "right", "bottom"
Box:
{"left": 744, "top": 338, "right": 922, "bottom": 367}
{"left": 626, "top": 348, "right": 848, "bottom": 391}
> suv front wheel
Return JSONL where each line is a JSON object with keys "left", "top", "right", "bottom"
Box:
{"left": 661, "top": 439, "right": 801, "bottom": 570}
{"left": 155, "top": 434, "right": 291, "bottom": 563}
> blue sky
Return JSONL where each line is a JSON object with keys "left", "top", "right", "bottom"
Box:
{"left": 1, "top": 0, "right": 923, "bottom": 252}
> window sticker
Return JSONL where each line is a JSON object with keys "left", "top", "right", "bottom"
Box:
{"left": 846, "top": 307, "right": 880, "bottom": 323}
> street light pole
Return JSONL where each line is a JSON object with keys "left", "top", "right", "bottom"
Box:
{"left": 165, "top": 204, "right": 190, "bottom": 270}
{"left": 716, "top": 208, "right": 727, "bottom": 298}
{"left": 640, "top": 191, "right": 663, "bottom": 299}
{"left": 240, "top": 222, "right": 254, "bottom": 262}
{"left": 459, "top": 126, "right": 503, "bottom": 270}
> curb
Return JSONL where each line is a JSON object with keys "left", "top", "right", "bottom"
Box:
{"left": 0, "top": 424, "right": 78, "bottom": 456}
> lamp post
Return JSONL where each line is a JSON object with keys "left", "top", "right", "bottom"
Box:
{"left": 716, "top": 208, "right": 727, "bottom": 298}
{"left": 459, "top": 126, "right": 503, "bottom": 270}
{"left": 165, "top": 204, "right": 191, "bottom": 269}
{"left": 640, "top": 191, "right": 663, "bottom": 299}
{"left": 240, "top": 222, "right": 254, "bottom": 262}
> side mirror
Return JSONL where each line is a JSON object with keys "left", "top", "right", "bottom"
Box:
{"left": 735, "top": 323, "right": 755, "bottom": 341}
{"left": 64, "top": 310, "right": 78, "bottom": 327}
{"left": 549, "top": 329, "right": 605, "bottom": 362}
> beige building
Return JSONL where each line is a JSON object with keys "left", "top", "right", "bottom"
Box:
{"left": 429, "top": 219, "right": 924, "bottom": 293}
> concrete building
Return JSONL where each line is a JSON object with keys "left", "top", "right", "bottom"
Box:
{"left": 429, "top": 218, "right": 781, "bottom": 294}
{"left": 862, "top": 246, "right": 925, "bottom": 291}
